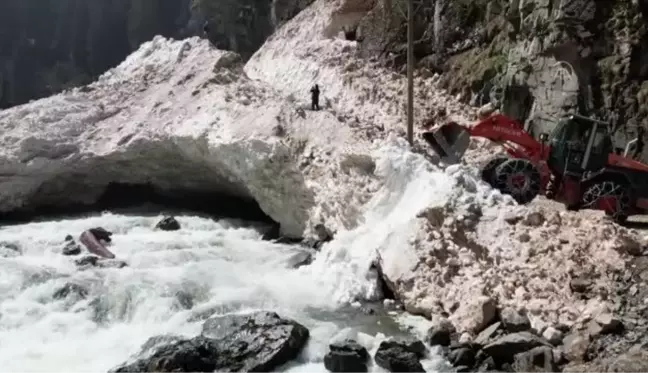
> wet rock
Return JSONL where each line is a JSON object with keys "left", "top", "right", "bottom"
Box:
{"left": 542, "top": 327, "right": 563, "bottom": 346}
{"left": 562, "top": 331, "right": 590, "bottom": 362}
{"left": 62, "top": 235, "right": 82, "bottom": 256}
{"left": 97, "top": 259, "right": 128, "bottom": 269}
{"left": 373, "top": 340, "right": 425, "bottom": 372}
{"left": 482, "top": 332, "right": 552, "bottom": 365}
{"left": 449, "top": 346, "right": 475, "bottom": 367}
{"left": 111, "top": 336, "right": 221, "bottom": 372}
{"left": 89, "top": 227, "right": 113, "bottom": 242}
{"left": 140, "top": 334, "right": 185, "bottom": 353}
{"left": 201, "top": 311, "right": 309, "bottom": 371}
{"left": 513, "top": 346, "right": 558, "bottom": 372}
{"left": 53, "top": 283, "right": 88, "bottom": 300}
{"left": 324, "top": 339, "right": 369, "bottom": 372}
{"left": 426, "top": 321, "right": 455, "bottom": 346}
{"left": 75, "top": 255, "right": 99, "bottom": 267}
{"left": 286, "top": 250, "right": 313, "bottom": 269}
{"left": 112, "top": 312, "right": 309, "bottom": 372}
{"left": 0, "top": 242, "right": 21, "bottom": 257}
{"left": 386, "top": 338, "right": 427, "bottom": 358}
{"left": 74, "top": 255, "right": 127, "bottom": 269}
{"left": 500, "top": 307, "right": 531, "bottom": 332}
{"left": 155, "top": 216, "right": 181, "bottom": 231}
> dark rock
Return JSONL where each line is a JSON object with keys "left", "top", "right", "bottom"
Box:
{"left": 513, "top": 346, "right": 558, "bottom": 372}
{"left": 500, "top": 308, "right": 531, "bottom": 332}
{"left": 89, "top": 227, "right": 113, "bottom": 242}
{"left": 201, "top": 311, "right": 309, "bottom": 371}
{"left": 111, "top": 336, "right": 220, "bottom": 372}
{"left": 474, "top": 321, "right": 502, "bottom": 346}
{"left": 74, "top": 255, "right": 127, "bottom": 269}
{"left": 286, "top": 251, "right": 313, "bottom": 269}
{"left": 155, "top": 216, "right": 181, "bottom": 231}
{"left": 0, "top": 242, "right": 22, "bottom": 257}
{"left": 53, "top": 283, "right": 88, "bottom": 300}
{"left": 112, "top": 311, "right": 310, "bottom": 372}
{"left": 324, "top": 339, "right": 369, "bottom": 372}
{"left": 482, "top": 332, "right": 552, "bottom": 365}
{"left": 380, "top": 338, "right": 427, "bottom": 358}
{"left": 449, "top": 347, "right": 475, "bottom": 367}
{"left": 75, "top": 255, "right": 99, "bottom": 267}
{"left": 62, "top": 239, "right": 82, "bottom": 256}
{"left": 570, "top": 278, "right": 592, "bottom": 293}
{"left": 374, "top": 340, "right": 425, "bottom": 372}
{"left": 426, "top": 322, "right": 455, "bottom": 346}
{"left": 594, "top": 313, "right": 624, "bottom": 335}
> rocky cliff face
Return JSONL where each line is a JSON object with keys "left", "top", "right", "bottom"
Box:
{"left": 0, "top": 0, "right": 314, "bottom": 109}
{"left": 356, "top": 0, "right": 648, "bottom": 158}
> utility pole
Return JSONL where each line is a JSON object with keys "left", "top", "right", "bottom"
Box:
{"left": 406, "top": 0, "right": 414, "bottom": 146}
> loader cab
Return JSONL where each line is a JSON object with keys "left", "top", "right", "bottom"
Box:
{"left": 545, "top": 114, "right": 612, "bottom": 177}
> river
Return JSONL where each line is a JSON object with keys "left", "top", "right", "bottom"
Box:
{"left": 0, "top": 212, "right": 448, "bottom": 372}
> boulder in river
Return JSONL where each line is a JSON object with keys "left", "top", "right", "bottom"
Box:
{"left": 111, "top": 311, "right": 310, "bottom": 372}
{"left": 75, "top": 255, "right": 128, "bottom": 269}
{"left": 426, "top": 321, "right": 455, "bottom": 346}
{"left": 155, "top": 216, "right": 181, "bottom": 231}
{"left": 324, "top": 339, "right": 369, "bottom": 372}
{"left": 111, "top": 336, "right": 221, "bottom": 372}
{"left": 286, "top": 250, "right": 314, "bottom": 269}
{"left": 373, "top": 339, "right": 425, "bottom": 372}
{"left": 201, "top": 311, "right": 309, "bottom": 371}
{"left": 0, "top": 242, "right": 22, "bottom": 258}
{"left": 62, "top": 235, "right": 82, "bottom": 256}
{"left": 53, "top": 282, "right": 89, "bottom": 300}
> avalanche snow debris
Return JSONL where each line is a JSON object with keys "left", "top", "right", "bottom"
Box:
{"left": 0, "top": 0, "right": 646, "bottom": 341}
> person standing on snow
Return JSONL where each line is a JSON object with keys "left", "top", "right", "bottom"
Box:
{"left": 310, "top": 84, "right": 320, "bottom": 111}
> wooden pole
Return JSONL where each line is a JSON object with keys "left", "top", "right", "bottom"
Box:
{"left": 406, "top": 0, "right": 414, "bottom": 146}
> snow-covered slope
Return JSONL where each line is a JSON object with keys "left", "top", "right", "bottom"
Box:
{"left": 0, "top": 37, "right": 358, "bottom": 237}
{"left": 1, "top": 0, "right": 645, "bottom": 337}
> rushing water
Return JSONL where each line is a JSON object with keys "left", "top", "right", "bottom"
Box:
{"left": 0, "top": 212, "right": 447, "bottom": 372}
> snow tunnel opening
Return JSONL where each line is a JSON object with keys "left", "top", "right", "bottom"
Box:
{"left": 0, "top": 181, "right": 277, "bottom": 228}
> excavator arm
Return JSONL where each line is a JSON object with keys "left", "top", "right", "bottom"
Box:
{"left": 423, "top": 113, "right": 548, "bottom": 164}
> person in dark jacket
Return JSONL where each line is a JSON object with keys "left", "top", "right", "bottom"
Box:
{"left": 632, "top": 126, "right": 645, "bottom": 160}
{"left": 203, "top": 21, "right": 210, "bottom": 37}
{"left": 310, "top": 84, "right": 320, "bottom": 111}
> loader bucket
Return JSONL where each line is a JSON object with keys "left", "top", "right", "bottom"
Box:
{"left": 422, "top": 122, "right": 471, "bottom": 164}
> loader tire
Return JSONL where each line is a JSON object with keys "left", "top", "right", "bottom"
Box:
{"left": 481, "top": 156, "right": 509, "bottom": 187}
{"left": 581, "top": 180, "right": 631, "bottom": 224}
{"left": 494, "top": 158, "right": 541, "bottom": 204}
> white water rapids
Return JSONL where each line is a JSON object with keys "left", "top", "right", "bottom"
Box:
{"left": 0, "top": 211, "right": 449, "bottom": 372}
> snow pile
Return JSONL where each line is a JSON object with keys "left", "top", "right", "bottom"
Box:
{"left": 0, "top": 36, "right": 359, "bottom": 237}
